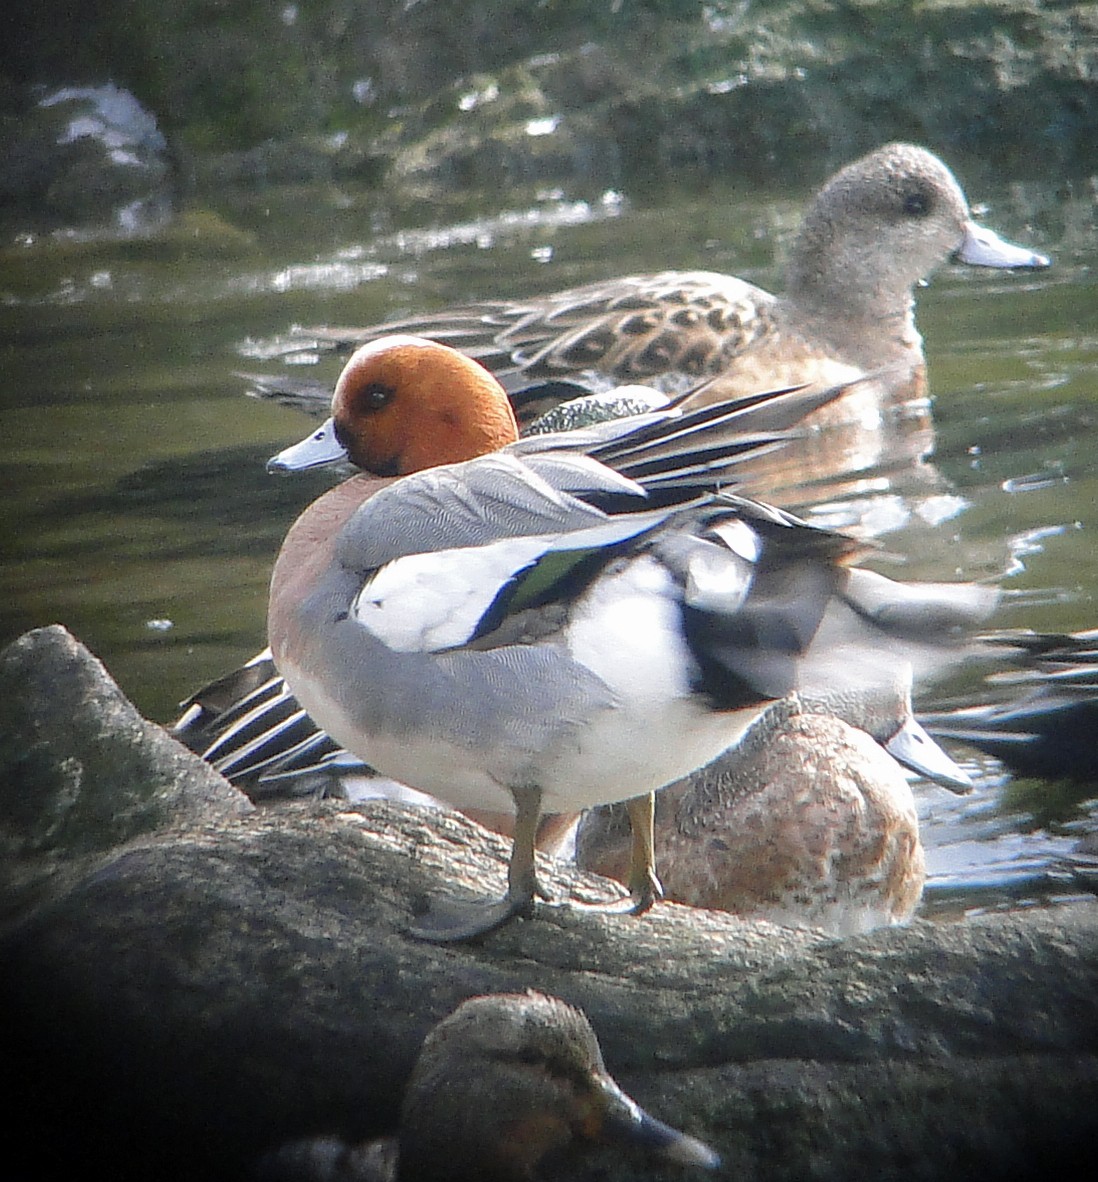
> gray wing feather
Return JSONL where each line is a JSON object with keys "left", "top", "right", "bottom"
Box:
{"left": 336, "top": 452, "right": 640, "bottom": 571}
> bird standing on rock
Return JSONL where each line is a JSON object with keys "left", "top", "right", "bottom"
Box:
{"left": 264, "top": 335, "right": 996, "bottom": 942}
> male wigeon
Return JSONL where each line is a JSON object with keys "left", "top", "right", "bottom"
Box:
{"left": 257, "top": 991, "right": 719, "bottom": 1181}
{"left": 175, "top": 361, "right": 842, "bottom": 795}
{"left": 261, "top": 335, "right": 997, "bottom": 941}
{"left": 244, "top": 143, "right": 1048, "bottom": 426}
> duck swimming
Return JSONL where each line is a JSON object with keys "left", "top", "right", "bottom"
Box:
{"left": 261, "top": 335, "right": 996, "bottom": 942}
{"left": 243, "top": 143, "right": 1048, "bottom": 427}
{"left": 257, "top": 991, "right": 719, "bottom": 1181}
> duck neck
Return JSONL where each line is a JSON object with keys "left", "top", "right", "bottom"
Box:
{"left": 784, "top": 248, "right": 921, "bottom": 368}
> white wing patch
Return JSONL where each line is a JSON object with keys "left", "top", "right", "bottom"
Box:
{"left": 683, "top": 542, "right": 754, "bottom": 615}
{"left": 351, "top": 536, "right": 555, "bottom": 652}
{"left": 707, "top": 517, "right": 762, "bottom": 563}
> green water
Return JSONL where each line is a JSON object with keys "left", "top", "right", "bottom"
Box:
{"left": 2, "top": 174, "right": 1096, "bottom": 911}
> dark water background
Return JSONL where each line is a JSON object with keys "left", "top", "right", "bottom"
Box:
{"left": 2, "top": 170, "right": 1096, "bottom": 915}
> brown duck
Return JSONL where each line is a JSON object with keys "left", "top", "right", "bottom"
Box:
{"left": 244, "top": 142, "right": 1048, "bottom": 429}
{"left": 256, "top": 991, "right": 719, "bottom": 1181}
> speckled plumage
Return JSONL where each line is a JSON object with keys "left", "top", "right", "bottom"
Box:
{"left": 248, "top": 144, "right": 1047, "bottom": 430}
{"left": 576, "top": 699, "right": 928, "bottom": 936}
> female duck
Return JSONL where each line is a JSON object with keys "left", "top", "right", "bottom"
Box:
{"left": 576, "top": 685, "right": 949, "bottom": 936}
{"left": 266, "top": 335, "right": 996, "bottom": 942}
{"left": 258, "top": 991, "right": 719, "bottom": 1181}
{"left": 249, "top": 143, "right": 1048, "bottom": 424}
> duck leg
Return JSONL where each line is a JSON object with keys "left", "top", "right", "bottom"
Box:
{"left": 407, "top": 787, "right": 545, "bottom": 943}
{"left": 569, "top": 792, "right": 665, "bottom": 916}
{"left": 624, "top": 792, "right": 664, "bottom": 913}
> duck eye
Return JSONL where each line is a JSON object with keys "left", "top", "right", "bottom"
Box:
{"left": 362, "top": 382, "right": 394, "bottom": 410}
{"left": 903, "top": 191, "right": 931, "bottom": 218}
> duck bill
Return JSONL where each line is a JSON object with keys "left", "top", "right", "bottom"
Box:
{"left": 955, "top": 221, "right": 1050, "bottom": 269}
{"left": 593, "top": 1076, "right": 720, "bottom": 1169}
{"left": 267, "top": 417, "right": 348, "bottom": 473}
{"left": 886, "top": 715, "right": 973, "bottom": 794}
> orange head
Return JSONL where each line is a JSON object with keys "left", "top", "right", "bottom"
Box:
{"left": 330, "top": 335, "right": 520, "bottom": 476}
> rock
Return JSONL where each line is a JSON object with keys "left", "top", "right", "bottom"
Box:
{"left": 0, "top": 624, "right": 252, "bottom": 920}
{"left": 0, "top": 626, "right": 1096, "bottom": 1181}
{"left": 3, "top": 2, "right": 1097, "bottom": 228}
{"left": 0, "top": 84, "right": 174, "bottom": 237}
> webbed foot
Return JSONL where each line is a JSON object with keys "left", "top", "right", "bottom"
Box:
{"left": 407, "top": 887, "right": 536, "bottom": 943}
{"left": 409, "top": 788, "right": 547, "bottom": 943}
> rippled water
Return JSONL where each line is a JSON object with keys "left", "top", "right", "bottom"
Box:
{"left": 2, "top": 172, "right": 1096, "bottom": 917}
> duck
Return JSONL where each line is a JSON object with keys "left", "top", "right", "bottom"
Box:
{"left": 255, "top": 991, "right": 719, "bottom": 1181}
{"left": 174, "top": 362, "right": 844, "bottom": 799}
{"left": 242, "top": 143, "right": 1048, "bottom": 428}
{"left": 575, "top": 677, "right": 969, "bottom": 936}
{"left": 178, "top": 605, "right": 980, "bottom": 928}
{"left": 262, "top": 334, "right": 998, "bottom": 942}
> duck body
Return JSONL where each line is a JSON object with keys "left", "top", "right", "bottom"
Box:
{"left": 576, "top": 692, "right": 939, "bottom": 936}
{"left": 250, "top": 143, "right": 1048, "bottom": 427}
{"left": 271, "top": 465, "right": 821, "bottom": 821}
{"left": 182, "top": 348, "right": 844, "bottom": 796}
{"left": 264, "top": 335, "right": 995, "bottom": 940}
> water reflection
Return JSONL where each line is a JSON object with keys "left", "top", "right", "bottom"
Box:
{"left": 1, "top": 175, "right": 1095, "bottom": 916}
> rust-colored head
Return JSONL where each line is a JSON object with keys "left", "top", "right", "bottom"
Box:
{"left": 330, "top": 334, "right": 520, "bottom": 476}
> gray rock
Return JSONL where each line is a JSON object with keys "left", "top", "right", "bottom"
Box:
{"left": 0, "top": 624, "right": 251, "bottom": 920}
{"left": 4, "top": 1, "right": 1097, "bottom": 227}
{"left": 0, "top": 84, "right": 174, "bottom": 236}
{"left": 1, "top": 626, "right": 1095, "bottom": 1181}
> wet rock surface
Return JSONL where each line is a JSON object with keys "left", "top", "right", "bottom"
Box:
{"left": 0, "top": 83, "right": 174, "bottom": 236}
{"left": 1, "top": 626, "right": 1096, "bottom": 1180}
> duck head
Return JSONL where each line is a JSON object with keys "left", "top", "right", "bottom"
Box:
{"left": 268, "top": 335, "right": 520, "bottom": 477}
{"left": 396, "top": 991, "right": 719, "bottom": 1180}
{"left": 786, "top": 142, "right": 1049, "bottom": 324}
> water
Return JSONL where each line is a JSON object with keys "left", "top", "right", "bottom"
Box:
{"left": 2, "top": 172, "right": 1096, "bottom": 917}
